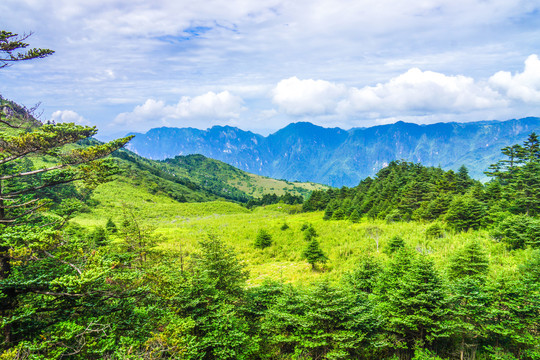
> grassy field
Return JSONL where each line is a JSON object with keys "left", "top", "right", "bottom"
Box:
{"left": 74, "top": 179, "right": 523, "bottom": 286}
{"left": 230, "top": 173, "right": 329, "bottom": 198}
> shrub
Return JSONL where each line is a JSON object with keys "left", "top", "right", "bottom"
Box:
{"left": 425, "top": 223, "right": 445, "bottom": 239}
{"left": 254, "top": 229, "right": 272, "bottom": 249}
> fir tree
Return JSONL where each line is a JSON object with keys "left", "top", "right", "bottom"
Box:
{"left": 378, "top": 255, "right": 448, "bottom": 354}
{"left": 332, "top": 207, "right": 345, "bottom": 220}
{"left": 303, "top": 224, "right": 318, "bottom": 241}
{"left": 445, "top": 196, "right": 485, "bottom": 231}
{"left": 302, "top": 239, "right": 328, "bottom": 270}
{"left": 385, "top": 235, "right": 405, "bottom": 254}
{"left": 90, "top": 226, "right": 108, "bottom": 247}
{"left": 448, "top": 240, "right": 489, "bottom": 280}
{"left": 254, "top": 229, "right": 272, "bottom": 249}
{"left": 349, "top": 208, "right": 360, "bottom": 223}
{"left": 346, "top": 256, "right": 383, "bottom": 294}
{"left": 105, "top": 217, "right": 118, "bottom": 233}
{"left": 456, "top": 165, "right": 473, "bottom": 193}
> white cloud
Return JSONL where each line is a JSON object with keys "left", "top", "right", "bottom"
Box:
{"left": 339, "top": 68, "right": 505, "bottom": 116}
{"left": 489, "top": 54, "right": 540, "bottom": 102}
{"left": 271, "top": 69, "right": 505, "bottom": 119}
{"left": 272, "top": 77, "right": 347, "bottom": 115}
{"left": 51, "top": 110, "right": 90, "bottom": 125}
{"left": 114, "top": 91, "right": 245, "bottom": 130}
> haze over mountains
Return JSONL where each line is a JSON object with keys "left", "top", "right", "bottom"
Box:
{"left": 126, "top": 117, "right": 540, "bottom": 187}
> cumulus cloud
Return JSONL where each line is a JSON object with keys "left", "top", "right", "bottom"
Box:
{"left": 272, "top": 77, "right": 347, "bottom": 115}
{"left": 339, "top": 68, "right": 505, "bottom": 116}
{"left": 51, "top": 110, "right": 90, "bottom": 125}
{"left": 489, "top": 54, "right": 540, "bottom": 102}
{"left": 271, "top": 69, "right": 505, "bottom": 119}
{"left": 114, "top": 91, "right": 245, "bottom": 130}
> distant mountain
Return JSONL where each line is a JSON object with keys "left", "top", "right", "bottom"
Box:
{"left": 126, "top": 118, "right": 540, "bottom": 187}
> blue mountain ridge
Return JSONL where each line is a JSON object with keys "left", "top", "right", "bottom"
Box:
{"left": 125, "top": 118, "right": 540, "bottom": 187}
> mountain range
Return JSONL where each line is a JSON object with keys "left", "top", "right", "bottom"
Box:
{"left": 126, "top": 117, "right": 540, "bottom": 187}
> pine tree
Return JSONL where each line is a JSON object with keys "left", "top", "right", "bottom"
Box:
{"left": 385, "top": 235, "right": 405, "bottom": 254}
{"left": 302, "top": 239, "right": 328, "bottom": 270}
{"left": 0, "top": 35, "right": 133, "bottom": 346}
{"left": 448, "top": 240, "right": 489, "bottom": 280}
{"left": 0, "top": 31, "right": 54, "bottom": 68}
{"left": 304, "top": 225, "right": 318, "bottom": 241}
{"left": 255, "top": 229, "right": 272, "bottom": 249}
{"left": 105, "top": 217, "right": 118, "bottom": 233}
{"left": 349, "top": 208, "right": 360, "bottom": 223}
{"left": 378, "top": 255, "right": 448, "bottom": 354}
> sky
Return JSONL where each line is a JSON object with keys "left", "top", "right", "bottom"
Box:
{"left": 1, "top": 0, "right": 540, "bottom": 140}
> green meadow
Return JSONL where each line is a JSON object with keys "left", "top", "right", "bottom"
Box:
{"left": 74, "top": 177, "right": 523, "bottom": 286}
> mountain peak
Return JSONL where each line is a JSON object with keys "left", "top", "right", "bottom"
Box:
{"left": 126, "top": 118, "right": 540, "bottom": 187}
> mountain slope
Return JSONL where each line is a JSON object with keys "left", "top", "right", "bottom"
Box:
{"left": 126, "top": 118, "right": 540, "bottom": 186}
{"left": 111, "top": 150, "right": 329, "bottom": 205}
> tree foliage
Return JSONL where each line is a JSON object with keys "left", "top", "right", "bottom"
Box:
{"left": 0, "top": 31, "right": 54, "bottom": 69}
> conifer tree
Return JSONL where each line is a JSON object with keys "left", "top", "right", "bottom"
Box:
{"left": 90, "top": 226, "right": 108, "bottom": 247}
{"left": 445, "top": 196, "right": 485, "bottom": 231}
{"left": 106, "top": 217, "right": 118, "bottom": 233}
{"left": 378, "top": 255, "right": 448, "bottom": 354}
{"left": 456, "top": 165, "right": 473, "bottom": 193}
{"left": 303, "top": 224, "right": 318, "bottom": 241}
{"left": 0, "top": 30, "right": 133, "bottom": 347}
{"left": 349, "top": 208, "right": 360, "bottom": 223}
{"left": 448, "top": 240, "right": 489, "bottom": 280}
{"left": 346, "top": 256, "right": 382, "bottom": 294}
{"left": 449, "top": 277, "right": 490, "bottom": 360}
{"left": 332, "top": 207, "right": 345, "bottom": 220}
{"left": 255, "top": 229, "right": 272, "bottom": 249}
{"left": 302, "top": 239, "right": 328, "bottom": 270}
{"left": 0, "top": 31, "right": 54, "bottom": 68}
{"left": 323, "top": 201, "right": 338, "bottom": 220}
{"left": 385, "top": 235, "right": 406, "bottom": 254}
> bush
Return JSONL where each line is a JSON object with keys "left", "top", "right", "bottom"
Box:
{"left": 254, "top": 229, "right": 272, "bottom": 249}
{"left": 491, "top": 214, "right": 540, "bottom": 249}
{"left": 385, "top": 209, "right": 403, "bottom": 223}
{"left": 425, "top": 223, "right": 445, "bottom": 239}
{"left": 385, "top": 235, "right": 405, "bottom": 254}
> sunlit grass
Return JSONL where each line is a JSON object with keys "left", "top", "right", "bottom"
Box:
{"left": 73, "top": 179, "right": 525, "bottom": 286}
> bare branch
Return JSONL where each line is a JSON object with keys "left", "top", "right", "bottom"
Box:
{"left": 0, "top": 198, "right": 39, "bottom": 209}
{"left": 43, "top": 249, "right": 83, "bottom": 275}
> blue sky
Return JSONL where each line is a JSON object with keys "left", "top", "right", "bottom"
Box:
{"left": 1, "top": 0, "right": 540, "bottom": 139}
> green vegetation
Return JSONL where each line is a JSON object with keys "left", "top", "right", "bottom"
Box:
{"left": 254, "top": 229, "right": 273, "bottom": 249}
{"left": 1, "top": 29, "right": 540, "bottom": 360}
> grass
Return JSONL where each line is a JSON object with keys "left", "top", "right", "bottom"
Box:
{"left": 232, "top": 173, "right": 330, "bottom": 198}
{"left": 74, "top": 178, "right": 523, "bottom": 286}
